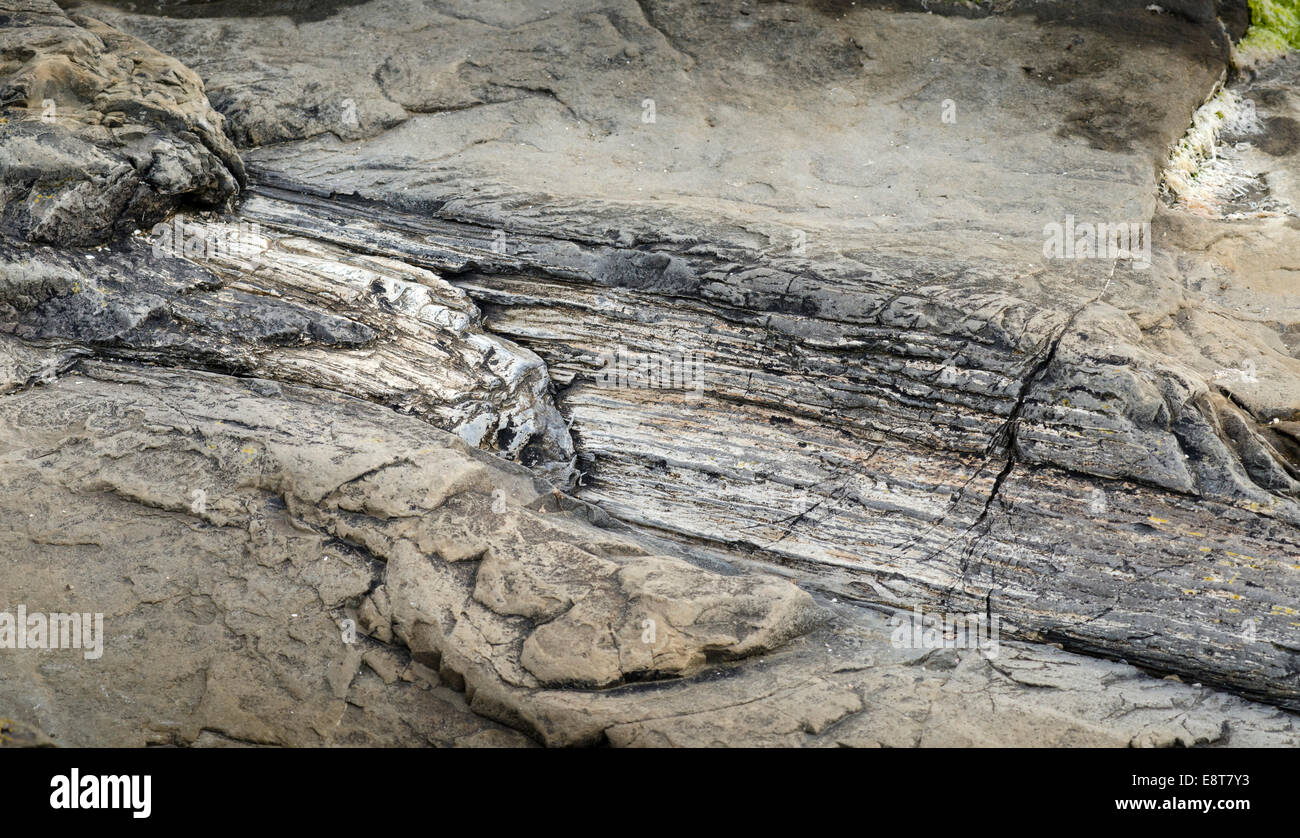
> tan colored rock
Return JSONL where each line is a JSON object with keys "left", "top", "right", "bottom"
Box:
{"left": 0, "top": 361, "right": 1296, "bottom": 748}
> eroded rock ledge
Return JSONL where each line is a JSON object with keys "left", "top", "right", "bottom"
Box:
{"left": 0, "top": 0, "right": 243, "bottom": 245}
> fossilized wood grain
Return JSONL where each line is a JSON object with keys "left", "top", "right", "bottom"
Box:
{"left": 3, "top": 360, "right": 1297, "bottom": 747}
{"left": 4, "top": 0, "right": 1297, "bottom": 743}
{"left": 233, "top": 184, "right": 1300, "bottom": 711}
{"left": 0, "top": 224, "right": 576, "bottom": 481}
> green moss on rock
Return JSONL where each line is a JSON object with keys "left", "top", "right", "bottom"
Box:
{"left": 1240, "top": 0, "right": 1300, "bottom": 54}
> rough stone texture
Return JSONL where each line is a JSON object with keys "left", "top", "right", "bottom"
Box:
{"left": 0, "top": 0, "right": 1297, "bottom": 746}
{"left": 0, "top": 0, "right": 243, "bottom": 245}
{"left": 222, "top": 183, "right": 1300, "bottom": 712}
{"left": 2, "top": 362, "right": 1297, "bottom": 747}
{"left": 0, "top": 362, "right": 812, "bottom": 743}
{"left": 0, "top": 715, "right": 55, "bottom": 747}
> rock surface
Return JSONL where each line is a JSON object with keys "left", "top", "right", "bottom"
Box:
{"left": 0, "top": 0, "right": 1298, "bottom": 746}
{"left": 0, "top": 0, "right": 243, "bottom": 245}
{"left": 0, "top": 222, "right": 576, "bottom": 481}
{"left": 2, "top": 360, "right": 1297, "bottom": 747}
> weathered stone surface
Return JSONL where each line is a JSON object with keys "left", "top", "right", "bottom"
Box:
{"left": 1, "top": 0, "right": 1298, "bottom": 746}
{"left": 102, "top": 0, "right": 1295, "bottom": 710}
{"left": 2, "top": 362, "right": 1296, "bottom": 747}
{"left": 0, "top": 0, "right": 243, "bottom": 245}
{"left": 0, "top": 715, "right": 54, "bottom": 747}
{"left": 0, "top": 361, "right": 781, "bottom": 743}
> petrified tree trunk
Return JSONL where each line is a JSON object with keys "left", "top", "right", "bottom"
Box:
{"left": 1, "top": 0, "right": 1297, "bottom": 746}
{"left": 229, "top": 182, "right": 1300, "bottom": 712}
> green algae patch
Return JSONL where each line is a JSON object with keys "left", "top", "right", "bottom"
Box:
{"left": 1238, "top": 0, "right": 1300, "bottom": 63}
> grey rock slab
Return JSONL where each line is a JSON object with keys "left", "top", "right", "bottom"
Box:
{"left": 89, "top": 0, "right": 1222, "bottom": 260}
{"left": 223, "top": 185, "right": 1300, "bottom": 710}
